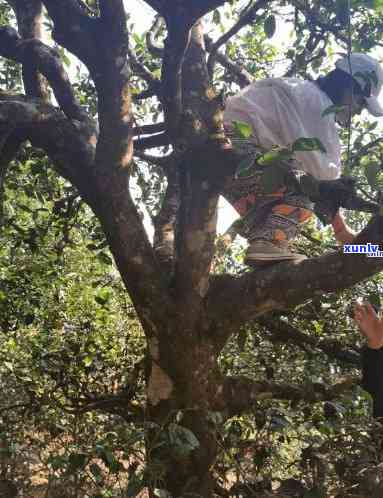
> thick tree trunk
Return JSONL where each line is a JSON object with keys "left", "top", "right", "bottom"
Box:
{"left": 145, "top": 323, "right": 223, "bottom": 497}
{"left": 147, "top": 404, "right": 218, "bottom": 496}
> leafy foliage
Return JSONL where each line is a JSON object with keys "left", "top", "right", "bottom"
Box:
{"left": 0, "top": 0, "right": 383, "bottom": 496}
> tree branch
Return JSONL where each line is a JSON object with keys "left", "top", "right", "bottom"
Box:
{"left": 0, "top": 94, "right": 96, "bottom": 190}
{"left": 133, "top": 85, "right": 161, "bottom": 102}
{"left": 213, "top": 49, "right": 253, "bottom": 88}
{"left": 98, "top": 0, "right": 126, "bottom": 38}
{"left": 142, "top": 10, "right": 253, "bottom": 92}
{"left": 207, "top": 215, "right": 383, "bottom": 345}
{"left": 207, "top": 0, "right": 269, "bottom": 78}
{"left": 41, "top": 0, "right": 95, "bottom": 66}
{"left": 134, "top": 132, "right": 170, "bottom": 150}
{"left": 258, "top": 316, "right": 360, "bottom": 366}
{"left": 0, "top": 26, "right": 87, "bottom": 121}
{"left": 7, "top": 0, "right": 50, "bottom": 100}
{"left": 219, "top": 375, "right": 358, "bottom": 418}
{"left": 91, "top": 8, "right": 133, "bottom": 172}
{"left": 74, "top": 392, "right": 145, "bottom": 422}
{"left": 42, "top": 0, "right": 135, "bottom": 181}
{"left": 153, "top": 163, "right": 179, "bottom": 272}
{"left": 142, "top": 0, "right": 163, "bottom": 15}
{"left": 127, "top": 45, "right": 159, "bottom": 88}
{"left": 146, "top": 15, "right": 164, "bottom": 58}
{"left": 161, "top": 17, "right": 191, "bottom": 141}
{"left": 142, "top": 0, "right": 230, "bottom": 18}
{"left": 173, "top": 22, "right": 234, "bottom": 303}
{"left": 133, "top": 122, "right": 166, "bottom": 137}
{"left": 134, "top": 150, "right": 171, "bottom": 167}
{"left": 205, "top": 35, "right": 252, "bottom": 88}
{"left": 291, "top": 0, "right": 348, "bottom": 45}
{"left": 0, "top": 94, "right": 175, "bottom": 339}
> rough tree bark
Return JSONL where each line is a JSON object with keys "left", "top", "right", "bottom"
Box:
{"left": 0, "top": 1, "right": 382, "bottom": 496}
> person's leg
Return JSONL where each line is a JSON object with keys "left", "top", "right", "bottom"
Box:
{"left": 243, "top": 198, "right": 313, "bottom": 264}
{"left": 222, "top": 129, "right": 313, "bottom": 263}
{"left": 223, "top": 174, "right": 313, "bottom": 264}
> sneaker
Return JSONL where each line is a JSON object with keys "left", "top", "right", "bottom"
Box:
{"left": 244, "top": 240, "right": 307, "bottom": 265}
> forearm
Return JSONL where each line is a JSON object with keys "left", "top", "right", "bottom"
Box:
{"left": 361, "top": 346, "right": 383, "bottom": 418}
{"left": 331, "top": 210, "right": 347, "bottom": 237}
{"left": 331, "top": 210, "right": 356, "bottom": 244}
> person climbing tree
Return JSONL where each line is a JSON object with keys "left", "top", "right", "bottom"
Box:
{"left": 223, "top": 53, "right": 383, "bottom": 265}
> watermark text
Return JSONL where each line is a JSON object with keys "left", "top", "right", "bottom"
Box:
{"left": 343, "top": 243, "right": 383, "bottom": 257}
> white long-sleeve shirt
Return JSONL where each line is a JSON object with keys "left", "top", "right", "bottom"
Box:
{"left": 223, "top": 78, "right": 342, "bottom": 181}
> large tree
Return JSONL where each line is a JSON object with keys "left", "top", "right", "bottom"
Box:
{"left": 0, "top": 0, "right": 383, "bottom": 495}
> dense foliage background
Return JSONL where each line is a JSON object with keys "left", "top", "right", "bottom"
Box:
{"left": 0, "top": 0, "right": 383, "bottom": 496}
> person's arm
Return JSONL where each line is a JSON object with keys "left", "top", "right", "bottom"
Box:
{"left": 361, "top": 347, "right": 383, "bottom": 418}
{"left": 332, "top": 210, "right": 357, "bottom": 244}
{"left": 353, "top": 302, "right": 383, "bottom": 418}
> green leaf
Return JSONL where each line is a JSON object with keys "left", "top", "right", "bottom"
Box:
{"left": 259, "top": 164, "right": 287, "bottom": 193}
{"left": 264, "top": 15, "right": 276, "bottom": 38}
{"left": 321, "top": 104, "right": 347, "bottom": 117}
{"left": 95, "top": 444, "right": 121, "bottom": 473}
{"left": 292, "top": 138, "right": 327, "bottom": 153}
{"left": 97, "top": 251, "right": 113, "bottom": 265}
{"left": 372, "top": 0, "right": 383, "bottom": 11}
{"left": 167, "top": 423, "right": 200, "bottom": 457}
{"left": 126, "top": 476, "right": 145, "bottom": 497}
{"left": 367, "top": 292, "right": 381, "bottom": 309}
{"left": 257, "top": 148, "right": 292, "bottom": 166}
{"left": 94, "top": 288, "right": 111, "bottom": 306}
{"left": 62, "top": 53, "right": 71, "bottom": 68}
{"left": 236, "top": 155, "right": 255, "bottom": 178}
{"left": 365, "top": 163, "right": 381, "bottom": 188}
{"left": 232, "top": 120, "right": 253, "bottom": 139}
{"left": 132, "top": 33, "right": 143, "bottom": 46}
{"left": 89, "top": 463, "right": 103, "bottom": 484}
{"left": 304, "top": 487, "right": 326, "bottom": 498}
{"left": 104, "top": 450, "right": 120, "bottom": 472}
{"left": 3, "top": 361, "right": 13, "bottom": 371}
{"left": 68, "top": 453, "right": 87, "bottom": 472}
{"left": 48, "top": 455, "right": 67, "bottom": 471}
{"left": 237, "top": 328, "right": 247, "bottom": 351}
{"left": 212, "top": 9, "right": 221, "bottom": 25}
{"left": 270, "top": 414, "right": 290, "bottom": 431}
{"left": 83, "top": 355, "right": 93, "bottom": 367}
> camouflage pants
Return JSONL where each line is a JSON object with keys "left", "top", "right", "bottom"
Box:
{"left": 222, "top": 134, "right": 314, "bottom": 244}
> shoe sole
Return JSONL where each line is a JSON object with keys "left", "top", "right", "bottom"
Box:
{"left": 244, "top": 254, "right": 307, "bottom": 265}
